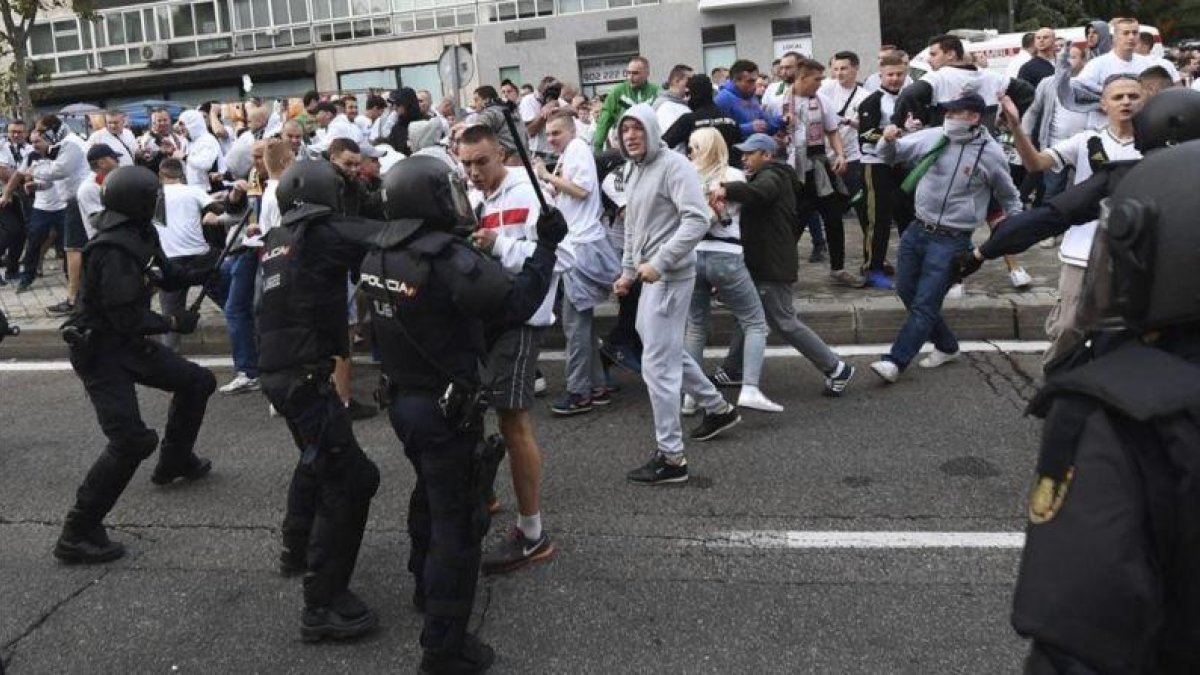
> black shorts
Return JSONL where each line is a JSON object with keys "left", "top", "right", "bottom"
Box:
{"left": 483, "top": 325, "right": 543, "bottom": 411}
{"left": 63, "top": 199, "right": 86, "bottom": 250}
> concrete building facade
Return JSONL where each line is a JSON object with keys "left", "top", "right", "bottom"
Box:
{"left": 23, "top": 0, "right": 880, "bottom": 110}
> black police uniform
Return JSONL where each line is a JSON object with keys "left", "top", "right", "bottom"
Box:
{"left": 362, "top": 156, "right": 565, "bottom": 672}
{"left": 255, "top": 160, "right": 383, "bottom": 641}
{"left": 1010, "top": 142, "right": 1200, "bottom": 674}
{"left": 54, "top": 166, "right": 217, "bottom": 565}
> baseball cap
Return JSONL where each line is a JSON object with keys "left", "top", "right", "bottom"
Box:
{"left": 942, "top": 93, "right": 987, "bottom": 114}
{"left": 86, "top": 144, "right": 120, "bottom": 162}
{"left": 733, "top": 133, "right": 778, "bottom": 154}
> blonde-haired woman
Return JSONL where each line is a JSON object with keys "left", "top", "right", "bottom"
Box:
{"left": 684, "top": 128, "right": 781, "bottom": 413}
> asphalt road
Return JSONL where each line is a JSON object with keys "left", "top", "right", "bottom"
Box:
{"left": 0, "top": 348, "right": 1044, "bottom": 674}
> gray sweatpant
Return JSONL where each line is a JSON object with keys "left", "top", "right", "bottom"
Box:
{"left": 725, "top": 281, "right": 839, "bottom": 376}
{"left": 637, "top": 277, "right": 726, "bottom": 458}
{"left": 561, "top": 293, "right": 606, "bottom": 396}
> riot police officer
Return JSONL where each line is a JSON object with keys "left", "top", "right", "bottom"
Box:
{"left": 256, "top": 159, "right": 382, "bottom": 643}
{"left": 1011, "top": 140, "right": 1200, "bottom": 673}
{"left": 54, "top": 166, "right": 216, "bottom": 564}
{"left": 362, "top": 155, "right": 566, "bottom": 674}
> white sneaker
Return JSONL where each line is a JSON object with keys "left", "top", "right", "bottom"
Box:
{"left": 219, "top": 372, "right": 261, "bottom": 395}
{"left": 534, "top": 375, "right": 547, "bottom": 396}
{"left": 268, "top": 403, "right": 279, "bottom": 417}
{"left": 681, "top": 394, "right": 698, "bottom": 417}
{"left": 1009, "top": 267, "right": 1032, "bottom": 289}
{"left": 919, "top": 348, "right": 960, "bottom": 369}
{"left": 737, "top": 386, "right": 784, "bottom": 413}
{"left": 869, "top": 360, "right": 900, "bottom": 383}
{"left": 945, "top": 283, "right": 965, "bottom": 299}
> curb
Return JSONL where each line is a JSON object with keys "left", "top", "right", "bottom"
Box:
{"left": 1, "top": 293, "right": 1056, "bottom": 361}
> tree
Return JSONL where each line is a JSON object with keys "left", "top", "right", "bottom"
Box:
{"left": 0, "top": 0, "right": 93, "bottom": 122}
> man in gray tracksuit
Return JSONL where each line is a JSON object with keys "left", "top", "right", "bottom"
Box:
{"left": 612, "top": 104, "right": 740, "bottom": 486}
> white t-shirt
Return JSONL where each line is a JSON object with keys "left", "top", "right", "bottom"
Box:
{"left": 158, "top": 183, "right": 214, "bottom": 258}
{"left": 786, "top": 93, "right": 840, "bottom": 168}
{"left": 258, "top": 180, "right": 280, "bottom": 237}
{"left": 1047, "top": 127, "right": 1142, "bottom": 267}
{"left": 518, "top": 93, "right": 549, "bottom": 155}
{"left": 818, "top": 80, "right": 869, "bottom": 162}
{"left": 27, "top": 158, "right": 66, "bottom": 211}
{"left": 861, "top": 89, "right": 901, "bottom": 165}
{"left": 76, "top": 172, "right": 104, "bottom": 240}
{"left": 1005, "top": 51, "right": 1033, "bottom": 81}
{"left": 1075, "top": 52, "right": 1157, "bottom": 94}
{"left": 696, "top": 166, "right": 745, "bottom": 255}
{"left": 0, "top": 141, "right": 30, "bottom": 169}
{"left": 922, "top": 66, "right": 1007, "bottom": 106}
{"left": 552, "top": 137, "right": 605, "bottom": 244}
{"left": 89, "top": 128, "right": 137, "bottom": 166}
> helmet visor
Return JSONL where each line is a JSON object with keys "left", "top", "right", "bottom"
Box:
{"left": 446, "top": 171, "right": 477, "bottom": 236}
{"left": 1078, "top": 199, "right": 1124, "bottom": 332}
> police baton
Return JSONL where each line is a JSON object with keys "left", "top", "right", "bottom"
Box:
{"left": 187, "top": 207, "right": 254, "bottom": 314}
{"left": 500, "top": 107, "right": 551, "bottom": 214}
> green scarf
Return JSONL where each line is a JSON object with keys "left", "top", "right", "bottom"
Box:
{"left": 900, "top": 135, "right": 949, "bottom": 194}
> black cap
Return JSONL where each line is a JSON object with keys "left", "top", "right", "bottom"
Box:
{"left": 942, "top": 93, "right": 987, "bottom": 114}
{"left": 87, "top": 144, "right": 120, "bottom": 162}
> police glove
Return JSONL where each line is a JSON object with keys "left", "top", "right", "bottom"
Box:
{"left": 169, "top": 309, "right": 201, "bottom": 335}
{"left": 952, "top": 249, "right": 984, "bottom": 281}
{"left": 536, "top": 207, "right": 569, "bottom": 247}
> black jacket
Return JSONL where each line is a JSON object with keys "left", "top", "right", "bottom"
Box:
{"left": 662, "top": 76, "right": 742, "bottom": 164}
{"left": 723, "top": 161, "right": 803, "bottom": 283}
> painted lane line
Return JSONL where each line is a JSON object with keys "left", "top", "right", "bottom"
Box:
{"left": 0, "top": 341, "right": 1049, "bottom": 372}
{"left": 707, "top": 530, "right": 1025, "bottom": 550}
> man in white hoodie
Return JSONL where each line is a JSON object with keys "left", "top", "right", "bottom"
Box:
{"left": 178, "top": 109, "right": 226, "bottom": 190}
{"left": 459, "top": 124, "right": 557, "bottom": 574}
{"left": 613, "top": 103, "right": 740, "bottom": 486}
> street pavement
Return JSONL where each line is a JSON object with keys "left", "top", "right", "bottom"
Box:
{"left": 0, "top": 346, "right": 1045, "bottom": 674}
{"left": 0, "top": 217, "right": 1063, "bottom": 358}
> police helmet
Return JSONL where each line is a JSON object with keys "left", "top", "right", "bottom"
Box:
{"left": 1083, "top": 140, "right": 1200, "bottom": 331}
{"left": 1133, "top": 88, "right": 1200, "bottom": 153}
{"left": 276, "top": 159, "right": 344, "bottom": 215}
{"left": 380, "top": 155, "right": 476, "bottom": 235}
{"left": 100, "top": 166, "right": 161, "bottom": 223}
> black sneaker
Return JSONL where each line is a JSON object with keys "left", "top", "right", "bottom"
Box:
{"left": 301, "top": 591, "right": 378, "bottom": 643}
{"left": 550, "top": 392, "right": 592, "bottom": 416}
{"left": 420, "top": 633, "right": 496, "bottom": 674}
{"left": 150, "top": 454, "right": 212, "bottom": 486}
{"left": 710, "top": 367, "right": 742, "bottom": 388}
{"left": 346, "top": 398, "right": 378, "bottom": 421}
{"left": 481, "top": 527, "right": 557, "bottom": 575}
{"left": 15, "top": 281, "right": 31, "bottom": 293}
{"left": 689, "top": 406, "right": 741, "bottom": 441}
{"left": 46, "top": 299, "right": 75, "bottom": 316}
{"left": 279, "top": 549, "right": 306, "bottom": 577}
{"left": 627, "top": 454, "right": 688, "bottom": 485}
{"left": 822, "top": 362, "right": 856, "bottom": 398}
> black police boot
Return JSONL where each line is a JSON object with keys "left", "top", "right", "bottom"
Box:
{"left": 150, "top": 453, "right": 212, "bottom": 486}
{"left": 54, "top": 510, "right": 126, "bottom": 564}
{"left": 300, "top": 589, "right": 378, "bottom": 643}
{"left": 279, "top": 547, "right": 306, "bottom": 577}
{"left": 419, "top": 634, "right": 496, "bottom": 674}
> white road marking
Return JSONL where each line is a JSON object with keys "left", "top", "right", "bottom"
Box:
{"left": 0, "top": 341, "right": 1048, "bottom": 372}
{"left": 708, "top": 530, "right": 1025, "bottom": 549}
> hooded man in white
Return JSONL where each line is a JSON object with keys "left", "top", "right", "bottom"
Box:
{"left": 178, "top": 109, "right": 226, "bottom": 189}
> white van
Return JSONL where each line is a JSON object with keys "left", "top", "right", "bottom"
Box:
{"left": 908, "top": 25, "right": 1164, "bottom": 80}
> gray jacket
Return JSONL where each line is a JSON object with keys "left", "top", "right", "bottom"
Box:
{"left": 1023, "top": 73, "right": 1090, "bottom": 150}
{"left": 878, "top": 126, "right": 1021, "bottom": 230}
{"left": 617, "top": 103, "right": 709, "bottom": 282}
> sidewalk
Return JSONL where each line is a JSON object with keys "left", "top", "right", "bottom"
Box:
{"left": 0, "top": 219, "right": 1061, "bottom": 360}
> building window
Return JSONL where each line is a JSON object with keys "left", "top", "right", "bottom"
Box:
{"left": 340, "top": 68, "right": 398, "bottom": 93}
{"left": 400, "top": 63, "right": 440, "bottom": 96}
{"left": 498, "top": 65, "right": 521, "bottom": 86}
{"left": 338, "top": 63, "right": 440, "bottom": 98}
{"left": 701, "top": 24, "right": 736, "bottom": 75}
{"left": 577, "top": 35, "right": 639, "bottom": 97}
{"left": 771, "top": 17, "right": 813, "bottom": 59}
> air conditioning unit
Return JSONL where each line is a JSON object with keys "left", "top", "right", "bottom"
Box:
{"left": 141, "top": 44, "right": 170, "bottom": 66}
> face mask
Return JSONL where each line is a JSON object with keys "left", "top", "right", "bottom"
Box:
{"left": 943, "top": 118, "right": 976, "bottom": 142}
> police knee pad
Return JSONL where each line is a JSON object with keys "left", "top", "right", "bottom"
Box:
{"left": 110, "top": 428, "right": 160, "bottom": 462}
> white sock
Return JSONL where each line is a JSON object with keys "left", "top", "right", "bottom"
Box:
{"left": 518, "top": 513, "right": 542, "bottom": 541}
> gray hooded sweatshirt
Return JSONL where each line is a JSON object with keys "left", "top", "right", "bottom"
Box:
{"left": 617, "top": 104, "right": 710, "bottom": 282}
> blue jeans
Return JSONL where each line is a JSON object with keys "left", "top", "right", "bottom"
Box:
{"left": 1042, "top": 169, "right": 1071, "bottom": 203}
{"left": 684, "top": 251, "right": 769, "bottom": 388}
{"left": 20, "top": 208, "right": 65, "bottom": 286}
{"left": 222, "top": 252, "right": 260, "bottom": 378}
{"left": 887, "top": 224, "right": 972, "bottom": 368}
